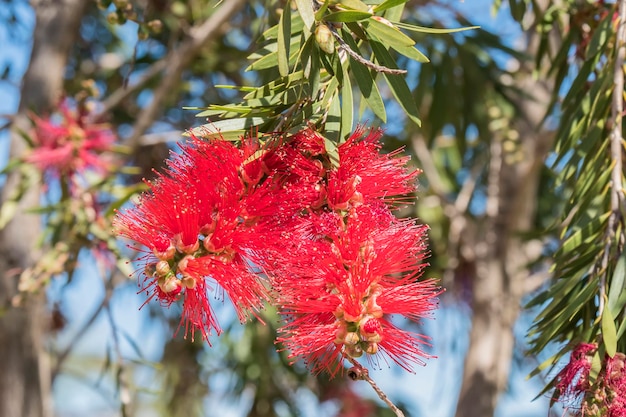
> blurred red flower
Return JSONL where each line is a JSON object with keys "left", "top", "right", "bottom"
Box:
{"left": 26, "top": 101, "right": 114, "bottom": 176}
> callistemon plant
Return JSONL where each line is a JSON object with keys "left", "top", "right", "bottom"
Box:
{"left": 554, "top": 343, "right": 626, "bottom": 416}
{"left": 114, "top": 126, "right": 441, "bottom": 374}
{"left": 27, "top": 100, "right": 115, "bottom": 179}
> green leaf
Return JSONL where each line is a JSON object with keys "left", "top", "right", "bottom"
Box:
{"left": 370, "top": 40, "right": 421, "bottom": 126}
{"left": 186, "top": 117, "right": 267, "bottom": 138}
{"left": 326, "top": 90, "right": 341, "bottom": 143}
{"left": 364, "top": 17, "right": 415, "bottom": 46}
{"left": 617, "top": 316, "right": 626, "bottom": 340}
{"left": 340, "top": 62, "right": 353, "bottom": 141}
{"left": 374, "top": 0, "right": 409, "bottom": 13}
{"left": 381, "top": 1, "right": 405, "bottom": 20}
{"left": 391, "top": 43, "right": 429, "bottom": 63}
{"left": 337, "top": 0, "right": 369, "bottom": 11}
{"left": 586, "top": 12, "right": 611, "bottom": 58}
{"left": 294, "top": 0, "right": 315, "bottom": 35}
{"left": 314, "top": 0, "right": 330, "bottom": 21}
{"left": 590, "top": 350, "right": 602, "bottom": 382}
{"left": 609, "top": 251, "right": 626, "bottom": 317}
{"left": 324, "top": 135, "right": 340, "bottom": 167}
{"left": 602, "top": 306, "right": 617, "bottom": 358}
{"left": 278, "top": 3, "right": 291, "bottom": 76}
{"left": 557, "top": 212, "right": 611, "bottom": 256}
{"left": 261, "top": 14, "right": 304, "bottom": 40}
{"left": 324, "top": 11, "right": 372, "bottom": 22}
{"left": 508, "top": 0, "right": 526, "bottom": 22}
{"left": 393, "top": 21, "right": 480, "bottom": 34}
{"left": 105, "top": 183, "right": 149, "bottom": 217}
{"left": 342, "top": 31, "right": 386, "bottom": 121}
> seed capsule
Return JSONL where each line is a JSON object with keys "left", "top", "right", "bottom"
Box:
{"left": 315, "top": 24, "right": 335, "bottom": 55}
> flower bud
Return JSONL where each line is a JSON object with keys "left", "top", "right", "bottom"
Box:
{"left": 155, "top": 260, "right": 171, "bottom": 276}
{"left": 182, "top": 276, "right": 197, "bottom": 289}
{"left": 365, "top": 342, "right": 379, "bottom": 355}
{"left": 315, "top": 24, "right": 335, "bottom": 55}
{"left": 177, "top": 255, "right": 195, "bottom": 274}
{"left": 344, "top": 332, "right": 360, "bottom": 346}
{"left": 359, "top": 315, "right": 382, "bottom": 339}
{"left": 159, "top": 277, "right": 182, "bottom": 294}
{"left": 345, "top": 343, "right": 363, "bottom": 358}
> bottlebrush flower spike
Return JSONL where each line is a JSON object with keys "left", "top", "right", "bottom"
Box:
{"left": 554, "top": 343, "right": 626, "bottom": 417}
{"left": 334, "top": 126, "right": 419, "bottom": 207}
{"left": 114, "top": 137, "right": 274, "bottom": 341}
{"left": 26, "top": 101, "right": 114, "bottom": 176}
{"left": 275, "top": 204, "right": 441, "bottom": 376}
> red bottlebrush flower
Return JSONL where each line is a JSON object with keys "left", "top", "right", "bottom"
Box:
{"left": 282, "top": 127, "right": 419, "bottom": 211}
{"left": 554, "top": 344, "right": 626, "bottom": 417}
{"left": 334, "top": 126, "right": 419, "bottom": 207}
{"left": 275, "top": 203, "right": 441, "bottom": 376}
{"left": 114, "top": 137, "right": 273, "bottom": 341}
{"left": 554, "top": 343, "right": 596, "bottom": 402}
{"left": 26, "top": 101, "right": 114, "bottom": 176}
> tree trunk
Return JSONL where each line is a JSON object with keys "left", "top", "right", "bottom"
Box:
{"left": 452, "top": 3, "right": 561, "bottom": 410}
{"left": 0, "top": 2, "right": 87, "bottom": 416}
{"left": 454, "top": 56, "right": 555, "bottom": 417}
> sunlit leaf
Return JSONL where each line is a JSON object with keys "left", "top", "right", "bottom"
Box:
{"left": 294, "top": 0, "right": 315, "bottom": 35}
{"left": 324, "top": 11, "right": 372, "bottom": 22}
{"left": 391, "top": 43, "right": 429, "bottom": 63}
{"left": 278, "top": 3, "right": 291, "bottom": 76}
{"left": 342, "top": 30, "right": 386, "bottom": 121}
{"left": 337, "top": 0, "right": 369, "bottom": 11}
{"left": 374, "top": 0, "right": 409, "bottom": 13}
{"left": 602, "top": 306, "right": 617, "bottom": 358}
{"left": 364, "top": 17, "right": 415, "bottom": 47}
{"left": 370, "top": 40, "right": 421, "bottom": 126}
{"left": 393, "top": 21, "right": 480, "bottom": 34}
{"left": 186, "top": 118, "right": 267, "bottom": 138}
{"left": 340, "top": 62, "right": 353, "bottom": 141}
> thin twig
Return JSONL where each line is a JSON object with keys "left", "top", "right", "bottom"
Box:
{"left": 326, "top": 24, "right": 407, "bottom": 75}
{"left": 345, "top": 356, "right": 406, "bottom": 417}
{"left": 91, "top": 59, "right": 168, "bottom": 123}
{"left": 51, "top": 297, "right": 107, "bottom": 380}
{"left": 600, "top": 0, "right": 626, "bottom": 316}
{"left": 105, "top": 305, "right": 131, "bottom": 417}
{"left": 123, "top": 0, "right": 248, "bottom": 149}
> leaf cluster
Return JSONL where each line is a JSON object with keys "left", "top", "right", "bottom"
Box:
{"left": 526, "top": 4, "right": 626, "bottom": 395}
{"left": 185, "top": 0, "right": 475, "bottom": 158}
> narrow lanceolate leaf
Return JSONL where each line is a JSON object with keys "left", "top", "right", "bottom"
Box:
{"left": 340, "top": 62, "right": 353, "bottom": 141}
{"left": 261, "top": 14, "right": 304, "bottom": 40}
{"left": 326, "top": 90, "right": 341, "bottom": 143}
{"left": 364, "top": 17, "right": 415, "bottom": 47}
{"left": 324, "top": 11, "right": 372, "bottom": 22}
{"left": 314, "top": 0, "right": 330, "bottom": 21}
{"left": 374, "top": 0, "right": 409, "bottom": 13}
{"left": 186, "top": 117, "right": 267, "bottom": 138}
{"left": 278, "top": 3, "right": 292, "bottom": 76}
{"left": 294, "top": 0, "right": 315, "bottom": 35}
{"left": 391, "top": 43, "right": 429, "bottom": 63}
{"left": 602, "top": 306, "right": 617, "bottom": 358}
{"left": 370, "top": 40, "right": 421, "bottom": 126}
{"left": 342, "top": 31, "right": 386, "bottom": 121}
{"left": 337, "top": 0, "right": 369, "bottom": 11}
{"left": 608, "top": 251, "right": 626, "bottom": 317}
{"left": 393, "top": 21, "right": 480, "bottom": 34}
